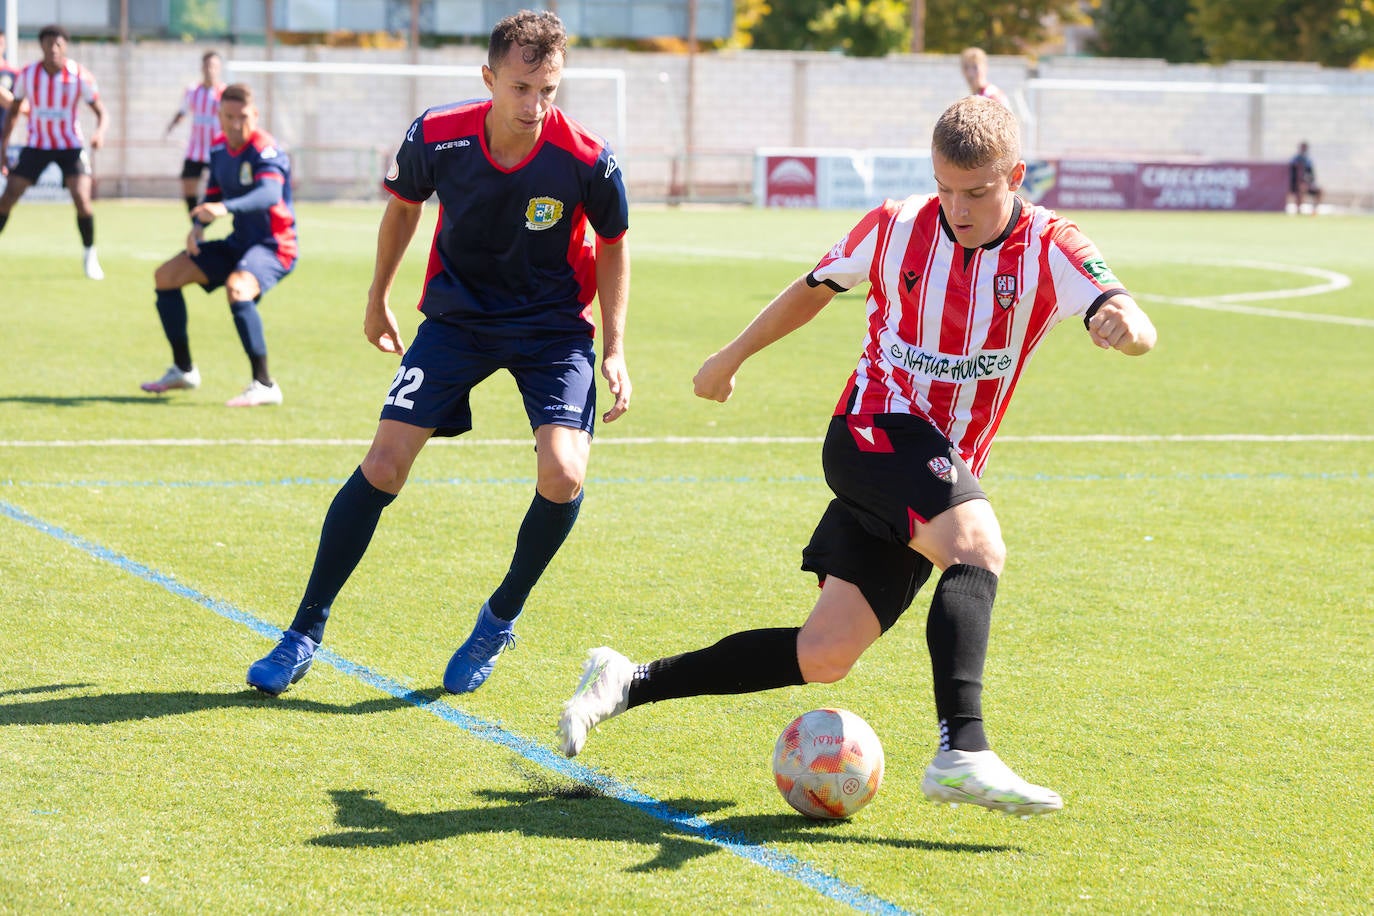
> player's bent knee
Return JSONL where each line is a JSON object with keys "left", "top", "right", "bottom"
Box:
{"left": 225, "top": 272, "right": 261, "bottom": 302}
{"left": 796, "top": 637, "right": 861, "bottom": 685}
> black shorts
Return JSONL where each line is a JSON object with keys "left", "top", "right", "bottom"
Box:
{"left": 12, "top": 147, "right": 90, "bottom": 182}
{"left": 799, "top": 413, "right": 986, "bottom": 630}
{"left": 181, "top": 159, "right": 209, "bottom": 180}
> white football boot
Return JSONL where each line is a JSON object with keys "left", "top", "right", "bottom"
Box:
{"left": 140, "top": 365, "right": 201, "bottom": 393}
{"left": 226, "top": 380, "right": 283, "bottom": 407}
{"left": 922, "top": 748, "right": 1063, "bottom": 817}
{"left": 558, "top": 647, "right": 636, "bottom": 757}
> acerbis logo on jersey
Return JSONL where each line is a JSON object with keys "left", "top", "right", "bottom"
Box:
{"left": 927, "top": 457, "right": 957, "bottom": 484}
{"left": 995, "top": 273, "right": 1017, "bottom": 309}
{"left": 525, "top": 197, "right": 564, "bottom": 231}
{"left": 434, "top": 139, "right": 470, "bottom": 151}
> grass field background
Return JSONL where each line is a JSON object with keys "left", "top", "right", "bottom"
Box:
{"left": 1, "top": 200, "right": 1371, "bottom": 914}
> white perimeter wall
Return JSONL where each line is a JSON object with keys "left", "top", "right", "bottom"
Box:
{"left": 12, "top": 41, "right": 1373, "bottom": 206}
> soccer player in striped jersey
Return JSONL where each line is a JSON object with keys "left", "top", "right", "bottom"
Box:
{"left": 141, "top": 83, "right": 297, "bottom": 407}
{"left": 0, "top": 24, "right": 108, "bottom": 279}
{"left": 961, "top": 47, "right": 1012, "bottom": 111}
{"left": 245, "top": 11, "right": 631, "bottom": 698}
{"left": 164, "top": 51, "right": 225, "bottom": 213}
{"left": 560, "top": 97, "right": 1157, "bottom": 818}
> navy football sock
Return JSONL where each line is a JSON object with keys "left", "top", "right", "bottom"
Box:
{"left": 289, "top": 467, "right": 397, "bottom": 643}
{"left": 627, "top": 627, "right": 805, "bottom": 708}
{"left": 184, "top": 196, "right": 198, "bottom": 213}
{"left": 229, "top": 299, "right": 271, "bottom": 384}
{"left": 486, "top": 491, "right": 583, "bottom": 621}
{"left": 155, "top": 288, "right": 193, "bottom": 371}
{"left": 926, "top": 564, "right": 998, "bottom": 752}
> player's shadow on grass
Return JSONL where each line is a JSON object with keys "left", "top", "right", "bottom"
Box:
{"left": 0, "top": 395, "right": 175, "bottom": 407}
{"left": 310, "top": 786, "right": 1016, "bottom": 872}
{"left": 0, "top": 684, "right": 415, "bottom": 726}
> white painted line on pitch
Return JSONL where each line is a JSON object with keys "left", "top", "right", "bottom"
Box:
{"left": 1, "top": 434, "right": 1371, "bottom": 449}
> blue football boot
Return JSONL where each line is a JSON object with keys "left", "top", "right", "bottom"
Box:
{"left": 247, "top": 630, "right": 319, "bottom": 696}
{"left": 443, "top": 603, "right": 518, "bottom": 694}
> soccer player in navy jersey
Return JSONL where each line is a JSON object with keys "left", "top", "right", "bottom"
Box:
{"left": 560, "top": 97, "right": 1156, "bottom": 818}
{"left": 140, "top": 83, "right": 297, "bottom": 407}
{"left": 0, "top": 34, "right": 17, "bottom": 142}
{"left": 246, "top": 10, "right": 631, "bottom": 697}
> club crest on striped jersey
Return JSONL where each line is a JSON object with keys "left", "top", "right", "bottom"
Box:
{"left": 927, "top": 456, "right": 957, "bottom": 484}
{"left": 525, "top": 197, "right": 564, "bottom": 231}
{"left": 994, "top": 273, "right": 1017, "bottom": 310}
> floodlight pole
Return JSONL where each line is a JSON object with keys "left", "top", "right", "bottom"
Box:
{"left": 117, "top": 0, "right": 130, "bottom": 196}
{"left": 4, "top": 0, "right": 17, "bottom": 67}
{"left": 683, "top": 0, "right": 698, "bottom": 201}
{"left": 909, "top": 0, "right": 925, "bottom": 53}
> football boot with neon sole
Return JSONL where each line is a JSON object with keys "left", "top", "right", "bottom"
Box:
{"left": 246, "top": 630, "right": 318, "bottom": 696}
{"left": 558, "top": 646, "right": 635, "bottom": 757}
{"left": 141, "top": 365, "right": 201, "bottom": 393}
{"left": 921, "top": 748, "right": 1063, "bottom": 817}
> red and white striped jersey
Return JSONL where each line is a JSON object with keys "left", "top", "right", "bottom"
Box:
{"left": 13, "top": 59, "right": 99, "bottom": 150}
{"left": 977, "top": 84, "right": 1012, "bottom": 111}
{"left": 178, "top": 82, "right": 224, "bottom": 162}
{"left": 811, "top": 194, "right": 1125, "bottom": 477}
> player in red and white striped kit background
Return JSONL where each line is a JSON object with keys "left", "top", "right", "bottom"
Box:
{"left": 0, "top": 24, "right": 108, "bottom": 279}
{"left": 560, "top": 96, "right": 1157, "bottom": 818}
{"left": 164, "top": 51, "right": 225, "bottom": 213}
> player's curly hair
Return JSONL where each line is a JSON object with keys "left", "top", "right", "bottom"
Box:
{"left": 932, "top": 96, "right": 1020, "bottom": 173}
{"left": 488, "top": 10, "right": 568, "bottom": 71}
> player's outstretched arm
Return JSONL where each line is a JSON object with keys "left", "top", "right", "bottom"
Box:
{"left": 694, "top": 275, "right": 837, "bottom": 403}
{"left": 1088, "top": 293, "right": 1157, "bottom": 355}
{"left": 364, "top": 196, "right": 425, "bottom": 356}
{"left": 89, "top": 98, "right": 108, "bottom": 150}
{"left": 596, "top": 236, "right": 631, "bottom": 423}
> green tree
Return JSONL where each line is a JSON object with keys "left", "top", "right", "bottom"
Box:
{"left": 810, "top": 0, "right": 912, "bottom": 56}
{"left": 1088, "top": 0, "right": 1206, "bottom": 61}
{"left": 919, "top": 0, "right": 1087, "bottom": 54}
{"left": 1189, "top": 0, "right": 1374, "bottom": 66}
{"left": 747, "top": 0, "right": 833, "bottom": 50}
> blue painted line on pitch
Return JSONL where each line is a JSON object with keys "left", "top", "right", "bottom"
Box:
{"left": 0, "top": 497, "right": 913, "bottom": 916}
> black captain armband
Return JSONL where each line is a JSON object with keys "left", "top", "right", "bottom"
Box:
{"left": 805, "top": 271, "right": 848, "bottom": 293}
{"left": 1083, "top": 289, "right": 1127, "bottom": 329}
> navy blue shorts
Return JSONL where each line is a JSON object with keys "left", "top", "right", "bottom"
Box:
{"left": 799, "top": 413, "right": 986, "bottom": 630}
{"left": 192, "top": 240, "right": 294, "bottom": 295}
{"left": 379, "top": 319, "right": 597, "bottom": 438}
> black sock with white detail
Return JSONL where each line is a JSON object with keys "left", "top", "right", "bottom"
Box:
{"left": 627, "top": 627, "right": 804, "bottom": 709}
{"left": 926, "top": 564, "right": 998, "bottom": 752}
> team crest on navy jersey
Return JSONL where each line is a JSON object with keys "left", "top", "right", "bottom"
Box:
{"left": 927, "top": 456, "right": 957, "bottom": 484}
{"left": 525, "top": 197, "right": 564, "bottom": 231}
{"left": 239, "top": 161, "right": 253, "bottom": 186}
{"left": 995, "top": 273, "right": 1017, "bottom": 310}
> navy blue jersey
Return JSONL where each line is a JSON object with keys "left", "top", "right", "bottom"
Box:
{"left": 205, "top": 128, "right": 297, "bottom": 266}
{"left": 384, "top": 99, "right": 629, "bottom": 337}
{"left": 0, "top": 62, "right": 16, "bottom": 139}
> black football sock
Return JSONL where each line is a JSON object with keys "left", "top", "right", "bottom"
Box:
{"left": 77, "top": 215, "right": 95, "bottom": 247}
{"left": 627, "top": 627, "right": 804, "bottom": 708}
{"left": 486, "top": 491, "right": 582, "bottom": 621}
{"left": 229, "top": 299, "right": 271, "bottom": 384}
{"left": 154, "top": 288, "right": 193, "bottom": 371}
{"left": 184, "top": 196, "right": 198, "bottom": 212}
{"left": 926, "top": 563, "right": 998, "bottom": 752}
{"left": 0, "top": 212, "right": 9, "bottom": 235}
{"left": 289, "top": 467, "right": 397, "bottom": 644}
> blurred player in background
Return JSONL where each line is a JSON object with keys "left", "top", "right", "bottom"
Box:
{"left": 1287, "top": 141, "right": 1321, "bottom": 216}
{"left": 961, "top": 47, "right": 1011, "bottom": 110}
{"left": 0, "top": 33, "right": 19, "bottom": 144}
{"left": 559, "top": 96, "right": 1157, "bottom": 818}
{"left": 164, "top": 51, "right": 225, "bottom": 213}
{"left": 0, "top": 24, "right": 108, "bottom": 279}
{"left": 244, "top": 10, "right": 631, "bottom": 698}
{"left": 141, "top": 83, "right": 297, "bottom": 407}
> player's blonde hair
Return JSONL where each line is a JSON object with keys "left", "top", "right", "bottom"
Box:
{"left": 932, "top": 96, "right": 1020, "bottom": 173}
{"left": 489, "top": 10, "right": 568, "bottom": 71}
{"left": 960, "top": 47, "right": 988, "bottom": 67}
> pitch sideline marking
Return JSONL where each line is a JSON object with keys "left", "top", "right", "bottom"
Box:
{"left": 0, "top": 499, "right": 913, "bottom": 916}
